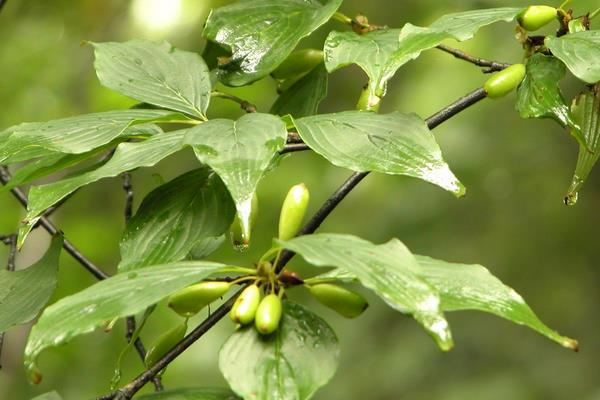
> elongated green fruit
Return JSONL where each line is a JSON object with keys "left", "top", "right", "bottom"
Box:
{"left": 145, "top": 321, "right": 187, "bottom": 368}
{"left": 278, "top": 183, "right": 310, "bottom": 241}
{"left": 167, "top": 281, "right": 230, "bottom": 317}
{"left": 271, "top": 49, "right": 324, "bottom": 80}
{"left": 484, "top": 64, "right": 526, "bottom": 99}
{"left": 308, "top": 284, "right": 368, "bottom": 318}
{"left": 230, "top": 193, "right": 259, "bottom": 250}
{"left": 230, "top": 284, "right": 261, "bottom": 325}
{"left": 517, "top": 6, "right": 557, "bottom": 31}
{"left": 255, "top": 294, "right": 283, "bottom": 335}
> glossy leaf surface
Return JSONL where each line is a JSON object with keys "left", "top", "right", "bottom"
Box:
{"left": 119, "top": 168, "right": 235, "bottom": 271}
{"left": 294, "top": 111, "right": 465, "bottom": 196}
{"left": 219, "top": 302, "right": 339, "bottom": 400}
{"left": 203, "top": 0, "right": 342, "bottom": 86}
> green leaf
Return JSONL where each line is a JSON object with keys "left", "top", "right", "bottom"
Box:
{"left": 188, "top": 236, "right": 226, "bottom": 260}
{"left": 565, "top": 87, "right": 600, "bottom": 205}
{"left": 24, "top": 261, "right": 238, "bottom": 382}
{"left": 91, "top": 40, "right": 212, "bottom": 119}
{"left": 270, "top": 63, "right": 328, "bottom": 118}
{"left": 0, "top": 235, "right": 62, "bottom": 332}
{"left": 136, "top": 388, "right": 241, "bottom": 400}
{"left": 293, "top": 111, "right": 465, "bottom": 196}
{"left": 203, "top": 0, "right": 342, "bottom": 86}
{"left": 184, "top": 113, "right": 287, "bottom": 238}
{"left": 415, "top": 255, "right": 578, "bottom": 350}
{"left": 20, "top": 130, "right": 188, "bottom": 247}
{"left": 516, "top": 54, "right": 585, "bottom": 146}
{"left": 276, "top": 234, "right": 453, "bottom": 351}
{"left": 118, "top": 168, "right": 235, "bottom": 272}
{"left": 545, "top": 30, "right": 600, "bottom": 84}
{"left": 325, "top": 8, "right": 522, "bottom": 106}
{"left": 219, "top": 302, "right": 339, "bottom": 400}
{"left": 30, "top": 391, "right": 62, "bottom": 400}
{"left": 0, "top": 110, "right": 182, "bottom": 164}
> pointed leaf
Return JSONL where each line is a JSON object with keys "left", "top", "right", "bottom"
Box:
{"left": 203, "top": 0, "right": 342, "bottom": 86}
{"left": 325, "top": 8, "right": 522, "bottom": 104}
{"left": 219, "top": 302, "right": 339, "bottom": 400}
{"left": 184, "top": 113, "right": 287, "bottom": 235}
{"left": 293, "top": 111, "right": 465, "bottom": 196}
{"left": 91, "top": 40, "right": 212, "bottom": 119}
{"left": 137, "top": 388, "right": 241, "bottom": 400}
{"left": 565, "top": 87, "right": 600, "bottom": 205}
{"left": 270, "top": 63, "right": 328, "bottom": 118}
{"left": 415, "top": 255, "right": 578, "bottom": 350}
{"left": 0, "top": 110, "right": 182, "bottom": 164}
{"left": 118, "top": 168, "right": 235, "bottom": 272}
{"left": 516, "top": 54, "right": 584, "bottom": 145}
{"left": 545, "top": 30, "right": 600, "bottom": 84}
{"left": 277, "top": 234, "right": 453, "bottom": 350}
{"left": 0, "top": 235, "right": 62, "bottom": 332}
{"left": 20, "top": 130, "right": 188, "bottom": 247}
{"left": 24, "top": 261, "right": 238, "bottom": 381}
{"left": 2, "top": 124, "right": 162, "bottom": 191}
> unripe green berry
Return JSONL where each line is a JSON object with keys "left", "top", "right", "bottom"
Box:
{"left": 255, "top": 294, "right": 283, "bottom": 335}
{"left": 517, "top": 6, "right": 557, "bottom": 31}
{"left": 307, "top": 283, "right": 368, "bottom": 318}
{"left": 145, "top": 321, "right": 187, "bottom": 368}
{"left": 167, "top": 281, "right": 230, "bottom": 317}
{"left": 484, "top": 64, "right": 526, "bottom": 99}
{"left": 278, "top": 183, "right": 310, "bottom": 241}
{"left": 271, "top": 49, "right": 324, "bottom": 80}
{"left": 230, "top": 284, "right": 261, "bottom": 325}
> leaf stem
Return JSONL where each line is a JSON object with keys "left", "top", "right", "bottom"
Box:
{"left": 211, "top": 91, "right": 257, "bottom": 113}
{"left": 590, "top": 8, "right": 600, "bottom": 20}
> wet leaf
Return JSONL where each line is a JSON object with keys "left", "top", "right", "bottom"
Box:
{"left": 545, "top": 30, "right": 600, "bottom": 84}
{"left": 219, "top": 302, "right": 339, "bottom": 400}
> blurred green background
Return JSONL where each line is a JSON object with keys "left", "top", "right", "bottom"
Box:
{"left": 1, "top": 0, "right": 599, "bottom": 399}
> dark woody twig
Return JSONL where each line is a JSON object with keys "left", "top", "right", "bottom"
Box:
{"left": 436, "top": 44, "right": 512, "bottom": 73}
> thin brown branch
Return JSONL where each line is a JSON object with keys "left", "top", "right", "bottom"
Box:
{"left": 436, "top": 44, "right": 511, "bottom": 72}
{"left": 280, "top": 143, "right": 310, "bottom": 154}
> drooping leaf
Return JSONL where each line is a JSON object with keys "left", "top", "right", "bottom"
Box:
{"left": 516, "top": 53, "right": 584, "bottom": 146}
{"left": 565, "top": 86, "right": 600, "bottom": 205}
{"left": 293, "top": 111, "right": 465, "bottom": 196}
{"left": 24, "top": 261, "right": 242, "bottom": 382}
{"left": 415, "top": 255, "right": 578, "bottom": 350}
{"left": 20, "top": 130, "right": 189, "bottom": 247}
{"left": 219, "top": 302, "right": 339, "bottom": 400}
{"left": 545, "top": 30, "right": 600, "bottom": 84}
{"left": 118, "top": 168, "right": 235, "bottom": 272}
{"left": 276, "top": 234, "right": 453, "bottom": 350}
{"left": 184, "top": 113, "right": 287, "bottom": 240}
{"left": 203, "top": 0, "right": 342, "bottom": 86}
{"left": 270, "top": 63, "right": 328, "bottom": 118}
{"left": 136, "top": 387, "right": 241, "bottom": 400}
{"left": 0, "top": 235, "right": 62, "bottom": 332}
{"left": 325, "top": 8, "right": 522, "bottom": 106}
{"left": 0, "top": 110, "right": 183, "bottom": 164}
{"left": 30, "top": 391, "right": 63, "bottom": 400}
{"left": 91, "top": 40, "right": 212, "bottom": 119}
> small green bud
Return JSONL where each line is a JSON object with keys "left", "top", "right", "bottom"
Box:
{"left": 517, "top": 6, "right": 557, "bottom": 31}
{"left": 144, "top": 321, "right": 188, "bottom": 368}
{"left": 483, "top": 64, "right": 526, "bottom": 99}
{"left": 271, "top": 49, "right": 324, "bottom": 80}
{"left": 167, "top": 281, "right": 230, "bottom": 317}
{"left": 255, "top": 294, "right": 283, "bottom": 335}
{"left": 230, "top": 193, "right": 259, "bottom": 251}
{"left": 307, "top": 284, "right": 368, "bottom": 318}
{"left": 230, "top": 284, "right": 261, "bottom": 325}
{"left": 278, "top": 183, "right": 310, "bottom": 241}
